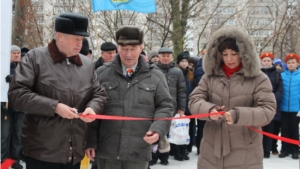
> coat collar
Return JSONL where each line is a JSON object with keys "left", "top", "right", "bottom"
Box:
{"left": 111, "top": 54, "right": 150, "bottom": 74}
{"left": 157, "top": 61, "right": 175, "bottom": 70}
{"left": 47, "top": 39, "right": 83, "bottom": 66}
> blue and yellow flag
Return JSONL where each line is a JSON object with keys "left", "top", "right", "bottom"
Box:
{"left": 92, "top": 0, "right": 156, "bottom": 13}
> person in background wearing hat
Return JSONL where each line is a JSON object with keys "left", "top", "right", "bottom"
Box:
{"left": 91, "top": 41, "right": 118, "bottom": 169}
{"left": 259, "top": 52, "right": 283, "bottom": 158}
{"left": 94, "top": 42, "right": 117, "bottom": 70}
{"left": 140, "top": 50, "right": 149, "bottom": 62}
{"left": 273, "top": 59, "right": 284, "bottom": 72}
{"left": 278, "top": 53, "right": 300, "bottom": 159}
{"left": 8, "top": 13, "right": 107, "bottom": 169}
{"left": 155, "top": 47, "right": 187, "bottom": 162}
{"left": 1, "top": 45, "right": 24, "bottom": 169}
{"left": 85, "top": 25, "right": 173, "bottom": 169}
{"left": 21, "top": 47, "right": 30, "bottom": 59}
{"left": 80, "top": 38, "right": 92, "bottom": 60}
{"left": 148, "top": 49, "right": 159, "bottom": 64}
{"left": 176, "top": 51, "right": 196, "bottom": 157}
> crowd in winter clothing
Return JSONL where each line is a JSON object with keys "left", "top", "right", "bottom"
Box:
{"left": 2, "top": 12, "right": 300, "bottom": 169}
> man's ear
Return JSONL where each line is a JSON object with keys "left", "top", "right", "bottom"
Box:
{"left": 56, "top": 32, "right": 63, "bottom": 41}
{"left": 139, "top": 44, "right": 144, "bottom": 51}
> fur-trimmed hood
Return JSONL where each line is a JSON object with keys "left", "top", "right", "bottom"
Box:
{"left": 203, "top": 27, "right": 260, "bottom": 77}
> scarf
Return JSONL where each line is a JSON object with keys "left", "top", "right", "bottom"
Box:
{"left": 222, "top": 63, "right": 243, "bottom": 78}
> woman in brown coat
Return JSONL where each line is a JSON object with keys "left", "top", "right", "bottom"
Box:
{"left": 189, "top": 27, "right": 276, "bottom": 169}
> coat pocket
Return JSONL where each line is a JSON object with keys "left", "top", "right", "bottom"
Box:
{"left": 138, "top": 83, "right": 156, "bottom": 105}
{"left": 79, "top": 85, "right": 92, "bottom": 93}
{"left": 102, "top": 82, "right": 118, "bottom": 101}
{"left": 40, "top": 81, "right": 65, "bottom": 92}
{"left": 168, "top": 75, "right": 178, "bottom": 88}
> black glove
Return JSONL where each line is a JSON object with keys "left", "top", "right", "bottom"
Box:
{"left": 5, "top": 75, "right": 13, "bottom": 83}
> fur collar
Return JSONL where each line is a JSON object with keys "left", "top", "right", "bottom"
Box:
{"left": 203, "top": 27, "right": 260, "bottom": 77}
{"left": 47, "top": 39, "right": 82, "bottom": 66}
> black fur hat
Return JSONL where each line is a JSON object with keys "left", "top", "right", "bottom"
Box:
{"left": 177, "top": 51, "right": 190, "bottom": 64}
{"left": 80, "top": 38, "right": 89, "bottom": 55}
{"left": 100, "top": 42, "right": 117, "bottom": 51}
{"left": 55, "top": 13, "right": 89, "bottom": 37}
{"left": 116, "top": 25, "right": 143, "bottom": 45}
{"left": 21, "top": 47, "right": 30, "bottom": 57}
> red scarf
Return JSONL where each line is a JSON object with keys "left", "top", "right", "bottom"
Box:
{"left": 222, "top": 63, "right": 243, "bottom": 78}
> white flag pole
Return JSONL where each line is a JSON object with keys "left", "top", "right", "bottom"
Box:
{"left": 1, "top": 0, "right": 13, "bottom": 102}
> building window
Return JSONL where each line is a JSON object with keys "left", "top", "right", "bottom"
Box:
{"left": 37, "top": 19, "right": 43, "bottom": 24}
{"left": 250, "top": 30, "right": 273, "bottom": 37}
{"left": 225, "top": 19, "right": 235, "bottom": 25}
{"left": 249, "top": 6, "right": 271, "bottom": 15}
{"left": 217, "top": 7, "right": 235, "bottom": 14}
{"left": 187, "top": 37, "right": 193, "bottom": 41}
{"left": 186, "top": 48, "right": 193, "bottom": 52}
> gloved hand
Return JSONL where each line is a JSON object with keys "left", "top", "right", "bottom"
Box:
{"left": 5, "top": 75, "right": 13, "bottom": 83}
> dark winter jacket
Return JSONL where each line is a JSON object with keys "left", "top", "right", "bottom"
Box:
{"left": 94, "top": 57, "right": 104, "bottom": 70}
{"left": 8, "top": 40, "right": 107, "bottom": 164}
{"left": 261, "top": 65, "right": 283, "bottom": 121}
{"left": 87, "top": 55, "right": 173, "bottom": 162}
{"left": 181, "top": 68, "right": 195, "bottom": 115}
{"left": 7, "top": 62, "right": 22, "bottom": 113}
{"left": 195, "top": 58, "right": 205, "bottom": 85}
{"left": 156, "top": 61, "right": 186, "bottom": 115}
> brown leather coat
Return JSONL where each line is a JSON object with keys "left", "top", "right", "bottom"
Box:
{"left": 8, "top": 40, "right": 107, "bottom": 164}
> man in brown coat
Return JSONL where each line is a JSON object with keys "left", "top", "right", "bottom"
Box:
{"left": 8, "top": 13, "right": 107, "bottom": 169}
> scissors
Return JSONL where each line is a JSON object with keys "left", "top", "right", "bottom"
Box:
{"left": 73, "top": 108, "right": 78, "bottom": 115}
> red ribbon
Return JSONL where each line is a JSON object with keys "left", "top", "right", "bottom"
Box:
{"left": 246, "top": 126, "right": 300, "bottom": 146}
{"left": 80, "top": 112, "right": 225, "bottom": 121}
{"left": 80, "top": 112, "right": 300, "bottom": 145}
{"left": 1, "top": 158, "right": 15, "bottom": 169}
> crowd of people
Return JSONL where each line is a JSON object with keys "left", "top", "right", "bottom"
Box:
{"left": 1, "top": 12, "right": 299, "bottom": 169}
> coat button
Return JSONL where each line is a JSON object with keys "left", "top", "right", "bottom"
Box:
{"left": 70, "top": 147, "right": 72, "bottom": 150}
{"left": 146, "top": 88, "right": 149, "bottom": 90}
{"left": 74, "top": 157, "right": 76, "bottom": 160}
{"left": 69, "top": 157, "right": 72, "bottom": 160}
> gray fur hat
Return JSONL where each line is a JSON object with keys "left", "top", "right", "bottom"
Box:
{"left": 116, "top": 25, "right": 143, "bottom": 45}
{"left": 11, "top": 45, "right": 21, "bottom": 52}
{"left": 148, "top": 50, "right": 159, "bottom": 60}
{"left": 203, "top": 26, "right": 260, "bottom": 77}
{"left": 158, "top": 47, "right": 172, "bottom": 54}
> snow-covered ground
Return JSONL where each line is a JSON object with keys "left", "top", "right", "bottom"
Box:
{"left": 17, "top": 142, "right": 299, "bottom": 169}
{"left": 151, "top": 144, "right": 299, "bottom": 169}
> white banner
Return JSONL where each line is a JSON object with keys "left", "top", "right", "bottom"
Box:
{"left": 1, "top": 0, "right": 12, "bottom": 102}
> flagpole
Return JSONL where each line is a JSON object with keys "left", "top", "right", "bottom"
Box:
{"left": 94, "top": 13, "right": 100, "bottom": 59}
